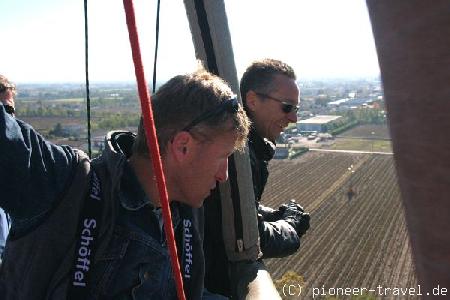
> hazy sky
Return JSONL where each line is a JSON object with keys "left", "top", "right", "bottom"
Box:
{"left": 1, "top": 0, "right": 380, "bottom": 83}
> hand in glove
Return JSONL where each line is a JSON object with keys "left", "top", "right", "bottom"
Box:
{"left": 258, "top": 204, "right": 284, "bottom": 222}
{"left": 279, "top": 199, "right": 305, "bottom": 213}
{"left": 279, "top": 199, "right": 310, "bottom": 237}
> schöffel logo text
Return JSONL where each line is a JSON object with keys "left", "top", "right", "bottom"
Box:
{"left": 72, "top": 218, "right": 97, "bottom": 287}
{"left": 72, "top": 171, "right": 101, "bottom": 288}
{"left": 90, "top": 171, "right": 101, "bottom": 201}
{"left": 183, "top": 219, "right": 193, "bottom": 279}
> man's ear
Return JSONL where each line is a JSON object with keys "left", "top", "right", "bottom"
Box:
{"left": 245, "top": 90, "right": 258, "bottom": 112}
{"left": 169, "top": 131, "right": 193, "bottom": 162}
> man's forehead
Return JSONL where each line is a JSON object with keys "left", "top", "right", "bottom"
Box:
{"left": 270, "top": 74, "right": 298, "bottom": 89}
{"left": 270, "top": 76, "right": 299, "bottom": 102}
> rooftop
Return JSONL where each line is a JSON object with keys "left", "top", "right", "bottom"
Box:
{"left": 298, "top": 115, "right": 342, "bottom": 124}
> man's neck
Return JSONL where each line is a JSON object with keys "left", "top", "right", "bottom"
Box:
{"left": 128, "top": 154, "right": 162, "bottom": 207}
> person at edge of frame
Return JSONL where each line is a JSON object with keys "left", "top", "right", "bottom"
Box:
{"left": 0, "top": 75, "right": 14, "bottom": 263}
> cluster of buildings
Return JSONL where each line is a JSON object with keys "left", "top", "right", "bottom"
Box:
{"left": 297, "top": 115, "right": 342, "bottom": 133}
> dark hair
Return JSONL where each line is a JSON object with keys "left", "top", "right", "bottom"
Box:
{"left": 240, "top": 59, "right": 296, "bottom": 111}
{"left": 133, "top": 68, "right": 250, "bottom": 156}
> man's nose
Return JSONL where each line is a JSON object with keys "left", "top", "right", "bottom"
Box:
{"left": 288, "top": 111, "right": 297, "bottom": 123}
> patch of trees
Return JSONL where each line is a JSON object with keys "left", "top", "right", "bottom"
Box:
{"left": 16, "top": 104, "right": 84, "bottom": 118}
{"left": 344, "top": 108, "right": 386, "bottom": 124}
{"left": 95, "top": 113, "right": 140, "bottom": 130}
{"left": 328, "top": 108, "right": 386, "bottom": 135}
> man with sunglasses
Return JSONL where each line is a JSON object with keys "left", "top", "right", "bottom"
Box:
{"left": 204, "top": 59, "right": 310, "bottom": 297}
{"left": 0, "top": 70, "right": 251, "bottom": 299}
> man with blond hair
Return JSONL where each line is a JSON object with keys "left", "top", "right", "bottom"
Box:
{"left": 0, "top": 70, "right": 250, "bottom": 299}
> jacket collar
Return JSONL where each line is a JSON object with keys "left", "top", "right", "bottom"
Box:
{"left": 248, "top": 128, "right": 276, "bottom": 161}
{"left": 119, "top": 162, "right": 153, "bottom": 210}
{"left": 119, "top": 162, "right": 182, "bottom": 230}
{"left": 102, "top": 131, "right": 135, "bottom": 183}
{"left": 101, "top": 131, "right": 152, "bottom": 210}
{"left": 103, "top": 131, "right": 181, "bottom": 224}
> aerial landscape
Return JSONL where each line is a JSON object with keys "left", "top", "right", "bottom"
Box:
{"left": 10, "top": 77, "right": 416, "bottom": 299}
{"left": 3, "top": 0, "right": 449, "bottom": 299}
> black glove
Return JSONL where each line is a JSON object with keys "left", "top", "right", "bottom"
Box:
{"left": 257, "top": 204, "right": 284, "bottom": 222}
{"left": 279, "top": 199, "right": 305, "bottom": 213}
{"left": 279, "top": 200, "right": 310, "bottom": 237}
{"left": 257, "top": 213, "right": 300, "bottom": 258}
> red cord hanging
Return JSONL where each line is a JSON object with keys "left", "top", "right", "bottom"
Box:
{"left": 122, "top": 1, "right": 186, "bottom": 299}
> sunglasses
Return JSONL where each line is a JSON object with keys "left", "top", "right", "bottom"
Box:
{"left": 0, "top": 84, "right": 16, "bottom": 94}
{"left": 255, "top": 92, "right": 299, "bottom": 113}
{"left": 182, "top": 96, "right": 240, "bottom": 132}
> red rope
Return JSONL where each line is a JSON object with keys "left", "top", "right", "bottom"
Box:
{"left": 122, "top": 1, "right": 186, "bottom": 299}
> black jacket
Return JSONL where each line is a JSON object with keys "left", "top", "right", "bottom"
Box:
{"left": 203, "top": 129, "right": 300, "bottom": 296}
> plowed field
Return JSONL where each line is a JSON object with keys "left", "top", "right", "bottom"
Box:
{"left": 262, "top": 152, "right": 417, "bottom": 299}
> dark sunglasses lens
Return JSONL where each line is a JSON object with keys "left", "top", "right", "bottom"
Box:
{"left": 282, "top": 103, "right": 294, "bottom": 113}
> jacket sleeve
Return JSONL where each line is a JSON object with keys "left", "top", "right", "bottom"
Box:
{"left": 258, "top": 216, "right": 300, "bottom": 258}
{"left": 0, "top": 105, "right": 77, "bottom": 226}
{"left": 257, "top": 204, "right": 284, "bottom": 222}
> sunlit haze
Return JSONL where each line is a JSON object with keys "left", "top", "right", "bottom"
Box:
{"left": 1, "top": 0, "right": 380, "bottom": 83}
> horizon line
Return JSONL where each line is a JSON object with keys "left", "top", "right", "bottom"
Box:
{"left": 15, "top": 75, "right": 381, "bottom": 85}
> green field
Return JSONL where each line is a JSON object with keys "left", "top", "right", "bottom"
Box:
{"left": 263, "top": 152, "right": 416, "bottom": 299}
{"left": 17, "top": 97, "right": 85, "bottom": 104}
{"left": 338, "top": 124, "right": 391, "bottom": 140}
{"left": 328, "top": 138, "right": 392, "bottom": 152}
{"left": 46, "top": 98, "right": 85, "bottom": 103}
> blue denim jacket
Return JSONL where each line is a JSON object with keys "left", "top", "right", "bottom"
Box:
{"left": 0, "top": 105, "right": 77, "bottom": 238}
{"left": 0, "top": 106, "right": 205, "bottom": 299}
{"left": 86, "top": 161, "right": 179, "bottom": 299}
{"left": 87, "top": 158, "right": 205, "bottom": 299}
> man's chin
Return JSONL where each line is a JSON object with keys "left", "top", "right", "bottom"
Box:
{"left": 268, "top": 133, "right": 279, "bottom": 143}
{"left": 192, "top": 202, "right": 203, "bottom": 209}
{"left": 271, "top": 129, "right": 284, "bottom": 141}
{"left": 194, "top": 192, "right": 211, "bottom": 208}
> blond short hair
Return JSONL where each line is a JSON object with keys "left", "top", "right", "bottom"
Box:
{"left": 133, "top": 68, "right": 250, "bottom": 156}
{"left": 0, "top": 75, "right": 17, "bottom": 97}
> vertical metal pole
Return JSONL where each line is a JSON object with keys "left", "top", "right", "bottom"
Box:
{"left": 84, "top": 0, "right": 92, "bottom": 158}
